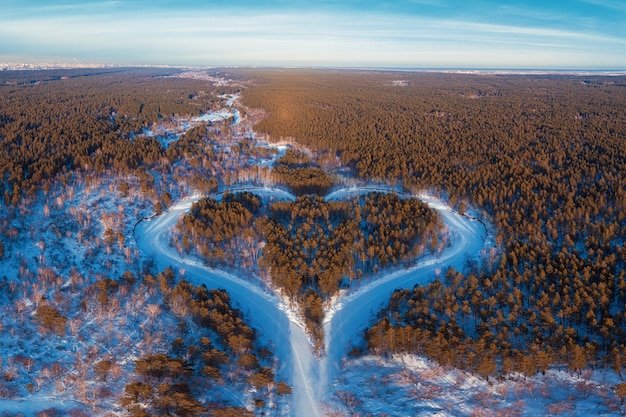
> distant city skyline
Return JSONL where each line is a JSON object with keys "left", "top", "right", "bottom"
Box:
{"left": 2, "top": 0, "right": 625, "bottom": 69}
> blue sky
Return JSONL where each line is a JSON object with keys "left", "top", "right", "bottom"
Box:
{"left": 1, "top": 0, "right": 625, "bottom": 69}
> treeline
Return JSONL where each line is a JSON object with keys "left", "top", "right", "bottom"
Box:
{"left": 260, "top": 192, "right": 442, "bottom": 300}
{"left": 176, "top": 192, "right": 262, "bottom": 267}
{"left": 165, "top": 125, "right": 216, "bottom": 163}
{"left": 176, "top": 190, "right": 443, "bottom": 350}
{"left": 178, "top": 190, "right": 442, "bottom": 300}
{"left": 260, "top": 192, "right": 443, "bottom": 350}
{"left": 364, "top": 268, "right": 621, "bottom": 379}
{"left": 273, "top": 149, "right": 335, "bottom": 195}
{"left": 238, "top": 69, "right": 626, "bottom": 374}
{"left": 259, "top": 195, "right": 356, "bottom": 300}
{"left": 0, "top": 68, "right": 234, "bottom": 205}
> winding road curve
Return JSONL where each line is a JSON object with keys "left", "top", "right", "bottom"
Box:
{"left": 134, "top": 185, "right": 488, "bottom": 416}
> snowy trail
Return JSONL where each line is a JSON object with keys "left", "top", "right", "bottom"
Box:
{"left": 323, "top": 187, "right": 487, "bottom": 402}
{"left": 135, "top": 188, "right": 324, "bottom": 417}
{"left": 134, "top": 185, "right": 488, "bottom": 416}
{"left": 0, "top": 399, "right": 87, "bottom": 415}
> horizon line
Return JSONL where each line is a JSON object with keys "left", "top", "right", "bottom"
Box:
{"left": 2, "top": 61, "right": 626, "bottom": 76}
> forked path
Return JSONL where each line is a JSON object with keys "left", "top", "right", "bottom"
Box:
{"left": 323, "top": 188, "right": 487, "bottom": 398}
{"left": 134, "top": 186, "right": 488, "bottom": 417}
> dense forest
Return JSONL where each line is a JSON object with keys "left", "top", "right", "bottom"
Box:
{"left": 259, "top": 192, "right": 443, "bottom": 299}
{"left": 0, "top": 68, "right": 238, "bottom": 205}
{"left": 176, "top": 189, "right": 444, "bottom": 349}
{"left": 272, "top": 149, "right": 335, "bottom": 195}
{"left": 1, "top": 66, "right": 625, "bottom": 414}
{"left": 175, "top": 191, "right": 262, "bottom": 269}
{"left": 239, "top": 69, "right": 626, "bottom": 375}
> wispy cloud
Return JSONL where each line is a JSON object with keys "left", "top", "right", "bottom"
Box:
{"left": 405, "top": 0, "right": 448, "bottom": 6}
{"left": 1, "top": 1, "right": 625, "bottom": 68}
{"left": 37, "top": 1, "right": 121, "bottom": 11}
{"left": 579, "top": 0, "right": 626, "bottom": 12}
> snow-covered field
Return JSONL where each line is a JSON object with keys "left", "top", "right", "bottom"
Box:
{"left": 330, "top": 354, "right": 622, "bottom": 416}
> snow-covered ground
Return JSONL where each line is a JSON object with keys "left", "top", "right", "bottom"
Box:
{"left": 134, "top": 183, "right": 490, "bottom": 416}
{"left": 0, "top": 398, "right": 87, "bottom": 416}
{"left": 141, "top": 93, "right": 241, "bottom": 148}
{"left": 255, "top": 142, "right": 290, "bottom": 167}
{"left": 330, "top": 354, "right": 622, "bottom": 416}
